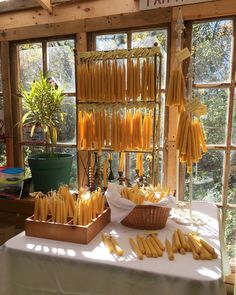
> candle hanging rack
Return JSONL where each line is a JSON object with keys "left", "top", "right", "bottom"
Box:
{"left": 77, "top": 46, "right": 163, "bottom": 188}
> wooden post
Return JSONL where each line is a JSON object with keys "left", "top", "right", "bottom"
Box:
{"left": 166, "top": 8, "right": 183, "bottom": 192}
{"left": 1, "top": 41, "right": 14, "bottom": 166}
{"left": 10, "top": 43, "right": 23, "bottom": 167}
{"left": 76, "top": 32, "right": 89, "bottom": 188}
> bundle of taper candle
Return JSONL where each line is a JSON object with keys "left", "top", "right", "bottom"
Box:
{"left": 77, "top": 58, "right": 155, "bottom": 102}
{"left": 176, "top": 110, "right": 207, "bottom": 173}
{"left": 121, "top": 184, "right": 170, "bottom": 205}
{"left": 77, "top": 109, "right": 153, "bottom": 151}
{"left": 166, "top": 66, "right": 186, "bottom": 111}
{"left": 102, "top": 233, "right": 124, "bottom": 256}
{"left": 33, "top": 185, "right": 105, "bottom": 226}
{"left": 129, "top": 229, "right": 218, "bottom": 261}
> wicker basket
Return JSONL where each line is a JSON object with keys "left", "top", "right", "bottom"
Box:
{"left": 121, "top": 205, "right": 171, "bottom": 230}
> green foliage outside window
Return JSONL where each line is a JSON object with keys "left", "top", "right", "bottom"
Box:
{"left": 185, "top": 19, "right": 236, "bottom": 259}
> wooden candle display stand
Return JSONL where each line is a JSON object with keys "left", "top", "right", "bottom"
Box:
{"left": 25, "top": 207, "right": 110, "bottom": 244}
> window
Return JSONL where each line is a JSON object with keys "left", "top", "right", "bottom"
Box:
{"left": 95, "top": 28, "right": 168, "bottom": 184}
{"left": 182, "top": 19, "right": 235, "bottom": 261}
{"left": 15, "top": 37, "right": 77, "bottom": 189}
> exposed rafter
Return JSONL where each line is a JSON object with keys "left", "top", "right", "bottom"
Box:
{"left": 35, "top": 0, "right": 53, "bottom": 13}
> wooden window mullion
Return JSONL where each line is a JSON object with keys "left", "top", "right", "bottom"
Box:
{"left": 42, "top": 41, "right": 47, "bottom": 74}
{"left": 221, "top": 17, "right": 236, "bottom": 229}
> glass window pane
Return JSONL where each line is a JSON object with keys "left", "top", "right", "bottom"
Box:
{"left": 0, "top": 96, "right": 4, "bottom": 143}
{"left": 18, "top": 43, "right": 43, "bottom": 91}
{"left": 160, "top": 93, "right": 165, "bottom": 146}
{"left": 0, "top": 95, "right": 3, "bottom": 109}
{"left": 0, "top": 59, "right": 2, "bottom": 93}
{"left": 184, "top": 150, "right": 224, "bottom": 203}
{"left": 232, "top": 92, "right": 236, "bottom": 145}
{"left": 229, "top": 151, "right": 236, "bottom": 204}
{"left": 96, "top": 34, "right": 127, "bottom": 51}
{"left": 132, "top": 29, "right": 167, "bottom": 88}
{"left": 57, "top": 96, "right": 76, "bottom": 144}
{"left": 0, "top": 95, "right": 6, "bottom": 166}
{"left": 192, "top": 20, "right": 233, "bottom": 84}
{"left": 47, "top": 40, "right": 75, "bottom": 93}
{"left": 128, "top": 151, "right": 163, "bottom": 185}
{"left": 0, "top": 144, "right": 6, "bottom": 166}
{"left": 225, "top": 209, "right": 236, "bottom": 260}
{"left": 193, "top": 88, "right": 228, "bottom": 145}
{"left": 23, "top": 124, "right": 45, "bottom": 144}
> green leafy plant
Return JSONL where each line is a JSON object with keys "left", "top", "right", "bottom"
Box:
{"left": 20, "top": 71, "right": 65, "bottom": 155}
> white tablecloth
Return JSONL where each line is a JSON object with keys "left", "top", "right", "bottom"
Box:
{"left": 0, "top": 202, "right": 227, "bottom": 295}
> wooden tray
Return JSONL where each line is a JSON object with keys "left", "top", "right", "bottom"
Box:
{"left": 25, "top": 208, "right": 110, "bottom": 244}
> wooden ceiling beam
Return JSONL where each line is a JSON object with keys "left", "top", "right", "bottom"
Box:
{"left": 0, "top": 0, "right": 41, "bottom": 14}
{"left": 0, "top": 8, "right": 171, "bottom": 41}
{"left": 0, "top": 0, "right": 138, "bottom": 31}
{"left": 35, "top": 0, "right": 53, "bottom": 13}
{"left": 0, "top": 0, "right": 235, "bottom": 38}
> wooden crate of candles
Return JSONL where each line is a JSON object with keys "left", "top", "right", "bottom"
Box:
{"left": 25, "top": 207, "right": 110, "bottom": 244}
{"left": 25, "top": 185, "right": 110, "bottom": 244}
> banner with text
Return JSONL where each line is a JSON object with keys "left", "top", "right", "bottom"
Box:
{"left": 140, "top": 0, "right": 217, "bottom": 10}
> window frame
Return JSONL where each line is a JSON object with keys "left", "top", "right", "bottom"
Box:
{"left": 10, "top": 35, "right": 77, "bottom": 170}
{"left": 176, "top": 17, "right": 236, "bottom": 262}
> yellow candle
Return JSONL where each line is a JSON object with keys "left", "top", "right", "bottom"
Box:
{"left": 127, "top": 111, "right": 132, "bottom": 149}
{"left": 101, "top": 62, "right": 104, "bottom": 102}
{"left": 138, "top": 110, "right": 143, "bottom": 149}
{"left": 143, "top": 111, "right": 148, "bottom": 149}
{"left": 118, "top": 152, "right": 125, "bottom": 172}
{"left": 139, "top": 153, "right": 143, "bottom": 176}
{"left": 136, "top": 153, "right": 139, "bottom": 170}
{"left": 111, "top": 61, "right": 115, "bottom": 101}
{"left": 117, "top": 112, "right": 121, "bottom": 151}
{"left": 122, "top": 63, "right": 126, "bottom": 101}
{"left": 137, "top": 58, "right": 140, "bottom": 98}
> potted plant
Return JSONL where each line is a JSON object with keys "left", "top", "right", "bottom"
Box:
{"left": 20, "top": 71, "right": 73, "bottom": 193}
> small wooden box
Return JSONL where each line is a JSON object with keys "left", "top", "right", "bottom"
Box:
{"left": 25, "top": 208, "right": 110, "bottom": 244}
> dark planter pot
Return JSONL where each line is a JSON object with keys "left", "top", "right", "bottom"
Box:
{"left": 28, "top": 153, "right": 73, "bottom": 193}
